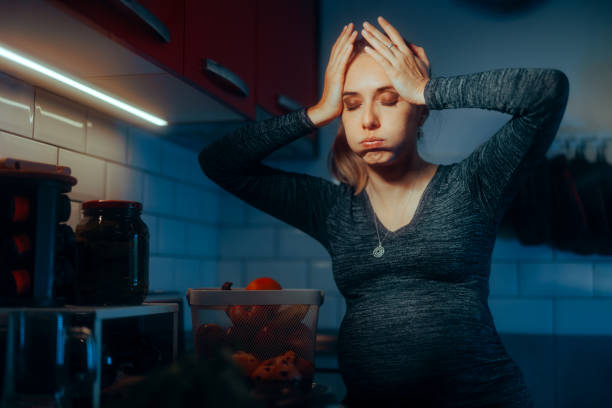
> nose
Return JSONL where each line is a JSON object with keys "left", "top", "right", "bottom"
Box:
{"left": 361, "top": 102, "right": 380, "bottom": 130}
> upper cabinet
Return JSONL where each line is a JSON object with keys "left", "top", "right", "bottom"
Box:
{"left": 184, "top": 0, "right": 257, "bottom": 120}
{"left": 3, "top": 0, "right": 319, "bottom": 157}
{"left": 52, "top": 0, "right": 185, "bottom": 75}
{"left": 256, "top": 0, "right": 318, "bottom": 119}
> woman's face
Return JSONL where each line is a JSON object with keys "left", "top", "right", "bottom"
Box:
{"left": 341, "top": 53, "right": 423, "bottom": 167}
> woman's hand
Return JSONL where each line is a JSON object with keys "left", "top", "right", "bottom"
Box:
{"left": 360, "top": 16, "right": 430, "bottom": 105}
{"left": 307, "top": 23, "right": 358, "bottom": 127}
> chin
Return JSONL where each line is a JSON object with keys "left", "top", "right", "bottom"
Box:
{"left": 362, "top": 150, "right": 395, "bottom": 164}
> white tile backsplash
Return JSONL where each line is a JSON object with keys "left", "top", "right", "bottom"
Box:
{"left": 158, "top": 218, "right": 186, "bottom": 255}
{"left": 278, "top": 228, "right": 329, "bottom": 259}
{"left": 219, "top": 227, "right": 275, "bottom": 258}
{"left": 198, "top": 261, "right": 217, "bottom": 288}
{"left": 556, "top": 299, "right": 612, "bottom": 335}
{"left": 58, "top": 148, "right": 105, "bottom": 202}
{"left": 519, "top": 262, "right": 593, "bottom": 297}
{"left": 0, "top": 130, "right": 57, "bottom": 164}
{"left": 594, "top": 263, "right": 612, "bottom": 297}
{"left": 149, "top": 257, "right": 176, "bottom": 291}
{"left": 186, "top": 223, "right": 217, "bottom": 258}
{"left": 127, "top": 126, "right": 161, "bottom": 173}
{"left": 219, "top": 191, "right": 246, "bottom": 226}
{"left": 105, "top": 162, "right": 143, "bottom": 202}
{"left": 0, "top": 72, "right": 34, "bottom": 138}
{"left": 144, "top": 174, "right": 175, "bottom": 215}
{"left": 310, "top": 260, "right": 339, "bottom": 295}
{"left": 176, "top": 184, "right": 212, "bottom": 222}
{"left": 492, "top": 237, "right": 554, "bottom": 262}
{"left": 161, "top": 141, "right": 194, "bottom": 180}
{"left": 489, "top": 263, "right": 519, "bottom": 296}
{"left": 244, "top": 260, "right": 308, "bottom": 289}
{"left": 216, "top": 261, "right": 244, "bottom": 288}
{"left": 34, "top": 89, "right": 86, "bottom": 151}
{"left": 86, "top": 109, "right": 128, "bottom": 162}
{"left": 141, "top": 213, "right": 158, "bottom": 254}
{"left": 488, "top": 299, "right": 554, "bottom": 335}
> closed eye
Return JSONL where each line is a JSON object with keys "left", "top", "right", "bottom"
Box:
{"left": 345, "top": 101, "right": 398, "bottom": 111}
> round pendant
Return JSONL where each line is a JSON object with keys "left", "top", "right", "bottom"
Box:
{"left": 373, "top": 245, "right": 385, "bottom": 258}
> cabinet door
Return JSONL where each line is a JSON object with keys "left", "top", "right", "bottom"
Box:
{"left": 184, "top": 0, "right": 257, "bottom": 120}
{"left": 256, "top": 0, "right": 318, "bottom": 141}
{"left": 52, "top": 0, "right": 185, "bottom": 74}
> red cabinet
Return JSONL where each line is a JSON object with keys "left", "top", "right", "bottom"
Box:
{"left": 256, "top": 0, "right": 318, "bottom": 119}
{"left": 183, "top": 0, "right": 257, "bottom": 120}
{"left": 48, "top": 0, "right": 320, "bottom": 156}
{"left": 52, "top": 0, "right": 185, "bottom": 75}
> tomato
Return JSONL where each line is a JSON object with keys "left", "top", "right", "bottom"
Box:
{"left": 245, "top": 277, "right": 282, "bottom": 290}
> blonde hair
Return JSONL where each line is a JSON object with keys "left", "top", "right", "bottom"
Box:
{"left": 327, "top": 36, "right": 431, "bottom": 196}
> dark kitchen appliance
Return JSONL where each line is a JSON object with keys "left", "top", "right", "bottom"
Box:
{"left": 0, "top": 158, "right": 77, "bottom": 306}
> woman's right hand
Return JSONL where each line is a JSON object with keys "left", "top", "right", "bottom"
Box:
{"left": 307, "top": 23, "right": 358, "bottom": 127}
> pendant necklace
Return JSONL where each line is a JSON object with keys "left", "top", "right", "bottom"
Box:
{"left": 372, "top": 215, "right": 391, "bottom": 258}
{"left": 366, "top": 189, "right": 394, "bottom": 258}
{"left": 367, "top": 186, "right": 416, "bottom": 258}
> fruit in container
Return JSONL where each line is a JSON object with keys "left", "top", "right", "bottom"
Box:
{"left": 285, "top": 323, "right": 314, "bottom": 361}
{"left": 225, "top": 325, "right": 252, "bottom": 353}
{"left": 221, "top": 278, "right": 283, "bottom": 332}
{"left": 250, "top": 351, "right": 303, "bottom": 383}
{"left": 195, "top": 323, "right": 231, "bottom": 358}
{"left": 267, "top": 304, "right": 309, "bottom": 329}
{"left": 253, "top": 324, "right": 289, "bottom": 360}
{"left": 231, "top": 351, "right": 260, "bottom": 376}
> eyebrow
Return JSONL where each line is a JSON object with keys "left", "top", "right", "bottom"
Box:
{"left": 342, "top": 86, "right": 397, "bottom": 97}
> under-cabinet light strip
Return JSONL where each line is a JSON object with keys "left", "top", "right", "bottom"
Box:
{"left": 0, "top": 44, "right": 167, "bottom": 127}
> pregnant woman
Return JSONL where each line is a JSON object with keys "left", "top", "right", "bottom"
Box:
{"left": 199, "top": 16, "right": 569, "bottom": 407}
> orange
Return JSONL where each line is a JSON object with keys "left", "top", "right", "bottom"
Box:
{"left": 245, "top": 277, "right": 282, "bottom": 290}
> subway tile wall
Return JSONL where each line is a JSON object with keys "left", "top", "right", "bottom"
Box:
{"left": 2, "top": 69, "right": 612, "bottom": 339}
{"left": 0, "top": 71, "right": 216, "bottom": 332}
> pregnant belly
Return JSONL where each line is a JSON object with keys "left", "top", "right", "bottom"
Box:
{"left": 336, "top": 298, "right": 510, "bottom": 395}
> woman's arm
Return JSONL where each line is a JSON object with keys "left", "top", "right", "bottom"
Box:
{"left": 198, "top": 107, "right": 344, "bottom": 254}
{"left": 424, "top": 67, "right": 570, "bottom": 221}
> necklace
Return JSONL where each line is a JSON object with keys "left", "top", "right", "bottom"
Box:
{"left": 366, "top": 188, "right": 406, "bottom": 258}
{"left": 372, "top": 214, "right": 391, "bottom": 258}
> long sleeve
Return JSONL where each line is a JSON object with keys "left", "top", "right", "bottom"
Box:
{"left": 198, "top": 107, "right": 344, "bottom": 254}
{"left": 424, "top": 68, "right": 570, "bottom": 221}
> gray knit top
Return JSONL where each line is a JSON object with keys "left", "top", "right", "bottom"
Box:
{"left": 198, "top": 68, "right": 569, "bottom": 407}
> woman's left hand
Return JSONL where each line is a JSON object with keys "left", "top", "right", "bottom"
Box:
{"left": 361, "top": 16, "right": 430, "bottom": 105}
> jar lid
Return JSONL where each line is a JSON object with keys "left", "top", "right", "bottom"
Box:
{"left": 82, "top": 200, "right": 142, "bottom": 210}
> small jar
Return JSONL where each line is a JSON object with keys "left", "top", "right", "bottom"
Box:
{"left": 75, "top": 200, "right": 149, "bottom": 305}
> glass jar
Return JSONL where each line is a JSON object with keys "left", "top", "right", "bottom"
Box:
{"left": 74, "top": 200, "right": 149, "bottom": 305}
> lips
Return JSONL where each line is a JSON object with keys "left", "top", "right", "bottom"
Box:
{"left": 360, "top": 137, "right": 384, "bottom": 144}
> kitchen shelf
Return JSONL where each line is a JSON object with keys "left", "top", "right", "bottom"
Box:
{"left": 0, "top": 302, "right": 178, "bottom": 408}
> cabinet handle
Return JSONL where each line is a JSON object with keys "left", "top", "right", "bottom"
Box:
{"left": 201, "top": 58, "right": 249, "bottom": 97}
{"left": 276, "top": 94, "right": 303, "bottom": 112}
{"left": 119, "top": 0, "right": 171, "bottom": 43}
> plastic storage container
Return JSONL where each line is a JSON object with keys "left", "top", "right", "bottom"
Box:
{"left": 187, "top": 287, "right": 324, "bottom": 397}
